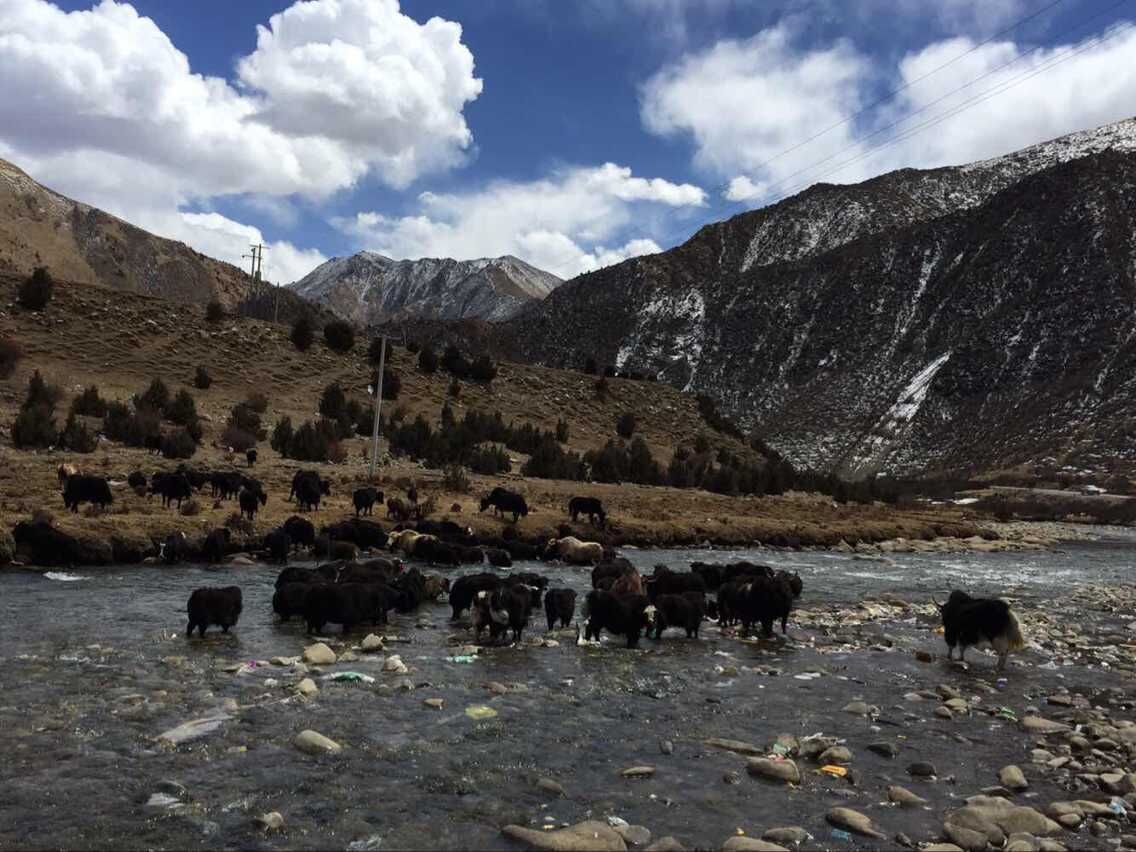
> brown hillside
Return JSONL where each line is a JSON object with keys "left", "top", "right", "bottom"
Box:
{"left": 0, "top": 273, "right": 980, "bottom": 553}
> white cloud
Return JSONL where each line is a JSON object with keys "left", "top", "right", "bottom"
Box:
{"left": 0, "top": 0, "right": 481, "bottom": 283}
{"left": 643, "top": 22, "right": 1136, "bottom": 204}
{"left": 336, "top": 164, "right": 703, "bottom": 278}
{"left": 178, "top": 213, "right": 327, "bottom": 285}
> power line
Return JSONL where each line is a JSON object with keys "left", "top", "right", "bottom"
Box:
{"left": 747, "top": 0, "right": 1069, "bottom": 175}
{"left": 762, "top": 17, "right": 1133, "bottom": 202}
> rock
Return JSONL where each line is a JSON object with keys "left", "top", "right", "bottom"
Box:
{"left": 923, "top": 845, "right": 964, "bottom": 852}
{"left": 486, "top": 681, "right": 509, "bottom": 695}
{"left": 1001, "top": 765, "right": 1029, "bottom": 791}
{"left": 296, "top": 678, "right": 318, "bottom": 697}
{"left": 945, "top": 698, "right": 970, "bottom": 713}
{"left": 383, "top": 654, "right": 408, "bottom": 674}
{"left": 360, "top": 634, "right": 384, "bottom": 652}
{"left": 936, "top": 706, "right": 955, "bottom": 719}
{"left": 1047, "top": 694, "right": 1074, "bottom": 707}
{"left": 659, "top": 739, "right": 674, "bottom": 755}
{"left": 868, "top": 742, "right": 899, "bottom": 758}
{"left": 1006, "top": 833, "right": 1040, "bottom": 852}
{"left": 502, "top": 821, "right": 627, "bottom": 851}
{"left": 908, "top": 761, "right": 938, "bottom": 778}
{"left": 721, "top": 839, "right": 787, "bottom": 852}
{"left": 888, "top": 785, "right": 928, "bottom": 806}
{"left": 826, "top": 808, "right": 885, "bottom": 839}
{"left": 293, "top": 729, "right": 342, "bottom": 756}
{"left": 915, "top": 650, "right": 935, "bottom": 663}
{"left": 1100, "top": 772, "right": 1136, "bottom": 795}
{"left": 842, "top": 701, "right": 874, "bottom": 716}
{"left": 762, "top": 827, "right": 808, "bottom": 846}
{"left": 818, "top": 745, "right": 853, "bottom": 764}
{"left": 1031, "top": 749, "right": 1056, "bottom": 764}
{"left": 157, "top": 715, "right": 229, "bottom": 745}
{"left": 256, "top": 812, "right": 284, "bottom": 832}
{"left": 705, "top": 737, "right": 763, "bottom": 757}
{"left": 747, "top": 758, "right": 800, "bottom": 784}
{"left": 722, "top": 771, "right": 741, "bottom": 785}
{"left": 270, "top": 656, "right": 300, "bottom": 666}
{"left": 155, "top": 780, "right": 187, "bottom": 800}
{"left": 945, "top": 821, "right": 993, "bottom": 852}
{"left": 614, "top": 825, "right": 651, "bottom": 847}
{"left": 948, "top": 797, "right": 1061, "bottom": 842}
{"left": 423, "top": 697, "right": 444, "bottom": 709}
{"left": 1056, "top": 814, "right": 1081, "bottom": 829}
{"left": 536, "top": 777, "right": 566, "bottom": 797}
{"left": 644, "top": 838, "right": 684, "bottom": 852}
{"left": 1021, "top": 716, "right": 1072, "bottom": 735}
{"left": 621, "top": 766, "right": 656, "bottom": 778}
{"left": 302, "top": 643, "right": 336, "bottom": 665}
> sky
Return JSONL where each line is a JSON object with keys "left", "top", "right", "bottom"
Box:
{"left": 1, "top": 0, "right": 1134, "bottom": 285}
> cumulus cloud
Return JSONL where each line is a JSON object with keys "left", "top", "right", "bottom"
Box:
{"left": 643, "top": 21, "right": 1136, "bottom": 204}
{"left": 0, "top": 0, "right": 481, "bottom": 282}
{"left": 177, "top": 213, "right": 328, "bottom": 286}
{"left": 336, "top": 164, "right": 702, "bottom": 278}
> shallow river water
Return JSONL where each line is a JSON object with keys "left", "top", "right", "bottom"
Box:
{"left": 2, "top": 538, "right": 1135, "bottom": 850}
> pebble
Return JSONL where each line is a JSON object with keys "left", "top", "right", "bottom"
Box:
{"left": 296, "top": 678, "right": 318, "bottom": 697}
{"left": 818, "top": 745, "right": 853, "bottom": 765}
{"left": 747, "top": 758, "right": 800, "bottom": 784}
{"left": 302, "top": 643, "right": 336, "bottom": 666}
{"left": 621, "top": 766, "right": 656, "bottom": 778}
{"left": 256, "top": 812, "right": 284, "bottom": 832}
{"left": 826, "top": 807, "right": 886, "bottom": 839}
{"left": 614, "top": 825, "right": 651, "bottom": 847}
{"left": 908, "top": 761, "right": 938, "bottom": 778}
{"left": 936, "top": 706, "right": 955, "bottom": 719}
{"left": 888, "top": 785, "right": 928, "bottom": 806}
{"left": 868, "top": 742, "right": 899, "bottom": 758}
{"left": 486, "top": 681, "right": 509, "bottom": 695}
{"left": 293, "top": 729, "right": 342, "bottom": 756}
{"left": 1021, "top": 716, "right": 1072, "bottom": 735}
{"left": 842, "top": 700, "right": 874, "bottom": 716}
{"left": 659, "top": 740, "right": 674, "bottom": 755}
{"left": 360, "top": 634, "right": 384, "bottom": 652}
{"left": 423, "top": 698, "right": 444, "bottom": 710}
{"left": 722, "top": 771, "right": 741, "bottom": 785}
{"left": 721, "top": 839, "right": 787, "bottom": 852}
{"left": 536, "top": 777, "right": 567, "bottom": 797}
{"left": 502, "top": 821, "right": 627, "bottom": 851}
{"left": 644, "top": 838, "right": 685, "bottom": 852}
{"left": 270, "top": 656, "right": 299, "bottom": 666}
{"left": 1000, "top": 765, "right": 1029, "bottom": 791}
{"left": 762, "top": 827, "right": 808, "bottom": 845}
{"left": 383, "top": 655, "right": 408, "bottom": 674}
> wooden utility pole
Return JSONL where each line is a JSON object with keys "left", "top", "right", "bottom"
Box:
{"left": 368, "top": 335, "right": 387, "bottom": 478}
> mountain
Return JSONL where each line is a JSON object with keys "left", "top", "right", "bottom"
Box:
{"left": 495, "top": 118, "right": 1136, "bottom": 478}
{"left": 0, "top": 158, "right": 256, "bottom": 306}
{"left": 289, "top": 252, "right": 561, "bottom": 324}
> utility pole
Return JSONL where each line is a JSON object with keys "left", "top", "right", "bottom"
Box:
{"left": 368, "top": 334, "right": 387, "bottom": 478}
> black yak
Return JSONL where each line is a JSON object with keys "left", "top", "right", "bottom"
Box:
{"left": 935, "top": 590, "right": 1025, "bottom": 671}
{"left": 186, "top": 586, "right": 242, "bottom": 637}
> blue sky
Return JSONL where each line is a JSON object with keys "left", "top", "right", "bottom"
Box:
{"left": 3, "top": 0, "right": 1135, "bottom": 283}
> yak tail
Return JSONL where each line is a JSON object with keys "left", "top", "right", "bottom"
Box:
{"left": 1005, "top": 610, "right": 1026, "bottom": 652}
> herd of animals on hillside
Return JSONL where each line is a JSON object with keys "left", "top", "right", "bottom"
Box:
{"left": 35, "top": 463, "right": 1026, "bottom": 671}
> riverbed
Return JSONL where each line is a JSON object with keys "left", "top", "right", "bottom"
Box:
{"left": 2, "top": 540, "right": 1135, "bottom": 850}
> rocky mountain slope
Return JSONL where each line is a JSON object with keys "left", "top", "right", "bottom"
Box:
{"left": 289, "top": 252, "right": 561, "bottom": 324}
{"left": 0, "top": 158, "right": 256, "bottom": 307}
{"left": 496, "top": 119, "right": 1136, "bottom": 478}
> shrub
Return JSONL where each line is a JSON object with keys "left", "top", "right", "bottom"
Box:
{"left": 377, "top": 368, "right": 400, "bottom": 401}
{"left": 418, "top": 346, "right": 438, "bottom": 374}
{"left": 220, "top": 424, "right": 257, "bottom": 453}
{"left": 179, "top": 498, "right": 202, "bottom": 517}
{"left": 136, "top": 377, "right": 170, "bottom": 414}
{"left": 17, "top": 267, "right": 53, "bottom": 311}
{"left": 58, "top": 413, "right": 98, "bottom": 453}
{"left": 319, "top": 382, "right": 348, "bottom": 421}
{"left": 185, "top": 416, "right": 204, "bottom": 445}
{"left": 228, "top": 402, "right": 264, "bottom": 439}
{"left": 468, "top": 445, "right": 511, "bottom": 475}
{"left": 440, "top": 402, "right": 455, "bottom": 430}
{"left": 616, "top": 412, "right": 637, "bottom": 439}
{"left": 555, "top": 418, "right": 569, "bottom": 443}
{"left": 12, "top": 404, "right": 57, "bottom": 449}
{"left": 271, "top": 416, "right": 294, "bottom": 456}
{"left": 449, "top": 378, "right": 461, "bottom": 399}
{"left": 70, "top": 385, "right": 106, "bottom": 417}
{"left": 245, "top": 391, "right": 268, "bottom": 413}
{"left": 0, "top": 337, "right": 23, "bottom": 379}
{"left": 289, "top": 420, "right": 330, "bottom": 462}
{"left": 193, "top": 366, "right": 212, "bottom": 389}
{"left": 290, "top": 315, "right": 315, "bottom": 351}
{"left": 161, "top": 428, "right": 198, "bottom": 459}
{"left": 324, "top": 320, "right": 355, "bottom": 353}
{"left": 24, "top": 370, "right": 61, "bottom": 411}
{"left": 522, "top": 435, "right": 586, "bottom": 481}
{"left": 443, "top": 464, "right": 471, "bottom": 493}
{"left": 367, "top": 337, "right": 387, "bottom": 367}
{"left": 469, "top": 354, "right": 497, "bottom": 383}
{"left": 442, "top": 345, "right": 470, "bottom": 378}
{"left": 103, "top": 402, "right": 160, "bottom": 447}
{"left": 205, "top": 300, "right": 225, "bottom": 323}
{"left": 165, "top": 389, "right": 197, "bottom": 426}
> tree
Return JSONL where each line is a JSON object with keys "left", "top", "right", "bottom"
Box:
{"left": 228, "top": 401, "right": 264, "bottom": 439}
{"left": 324, "top": 320, "right": 355, "bottom": 353}
{"left": 0, "top": 338, "right": 23, "bottom": 379}
{"left": 193, "top": 366, "right": 212, "bottom": 389}
{"left": 271, "top": 416, "right": 294, "bottom": 457}
{"left": 469, "top": 354, "right": 497, "bottom": 383}
{"left": 136, "top": 377, "right": 170, "bottom": 414}
{"left": 442, "top": 344, "right": 469, "bottom": 377}
{"left": 13, "top": 370, "right": 61, "bottom": 449}
{"left": 58, "top": 413, "right": 98, "bottom": 453}
{"left": 161, "top": 428, "right": 198, "bottom": 459}
{"left": 319, "top": 382, "right": 348, "bottom": 421}
{"left": 440, "top": 401, "right": 455, "bottom": 430}
{"left": 165, "top": 389, "right": 197, "bottom": 426}
{"left": 70, "top": 385, "right": 106, "bottom": 418}
{"left": 205, "top": 300, "right": 225, "bottom": 323}
{"left": 555, "top": 418, "right": 569, "bottom": 443}
{"left": 418, "top": 345, "right": 438, "bottom": 374}
{"left": 17, "top": 267, "right": 53, "bottom": 311}
{"left": 290, "top": 315, "right": 315, "bottom": 351}
{"left": 289, "top": 420, "right": 330, "bottom": 462}
{"left": 616, "top": 412, "right": 637, "bottom": 439}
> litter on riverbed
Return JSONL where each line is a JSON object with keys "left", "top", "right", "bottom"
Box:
{"left": 465, "top": 705, "right": 498, "bottom": 720}
{"left": 324, "top": 672, "right": 375, "bottom": 684}
{"left": 819, "top": 765, "right": 848, "bottom": 778}
{"left": 995, "top": 706, "right": 1018, "bottom": 722}
{"left": 447, "top": 655, "right": 477, "bottom": 664}
{"left": 830, "top": 829, "right": 852, "bottom": 842}
{"left": 794, "top": 672, "right": 822, "bottom": 680}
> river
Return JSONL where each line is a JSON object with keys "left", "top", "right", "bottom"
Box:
{"left": 1, "top": 539, "right": 1134, "bottom": 850}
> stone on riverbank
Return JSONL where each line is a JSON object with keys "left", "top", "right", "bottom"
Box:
{"left": 294, "top": 729, "right": 342, "bottom": 756}
{"left": 721, "top": 838, "right": 788, "bottom": 852}
{"left": 825, "top": 808, "right": 885, "bottom": 839}
{"left": 302, "top": 643, "right": 336, "bottom": 665}
{"left": 747, "top": 758, "right": 800, "bottom": 784}
{"left": 1021, "top": 716, "right": 1071, "bottom": 735}
{"left": 1000, "top": 765, "right": 1029, "bottom": 791}
{"left": 888, "top": 785, "right": 928, "bottom": 806}
{"left": 705, "top": 738, "right": 763, "bottom": 757}
{"left": 502, "top": 821, "right": 626, "bottom": 851}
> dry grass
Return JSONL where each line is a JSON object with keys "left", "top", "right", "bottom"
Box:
{"left": 0, "top": 274, "right": 978, "bottom": 552}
